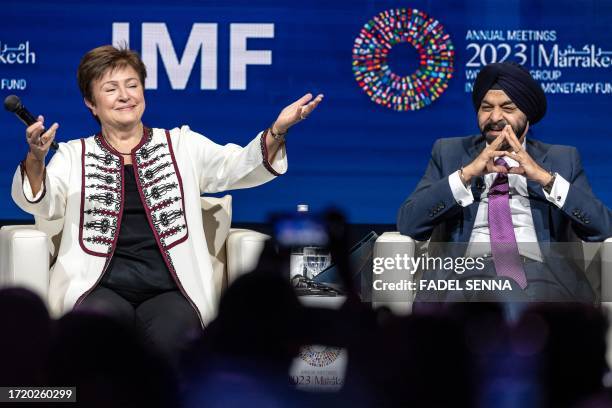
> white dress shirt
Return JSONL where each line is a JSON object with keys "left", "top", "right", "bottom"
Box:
{"left": 448, "top": 138, "right": 570, "bottom": 261}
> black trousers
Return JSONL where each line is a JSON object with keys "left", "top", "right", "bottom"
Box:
{"left": 77, "top": 285, "right": 201, "bottom": 366}
{"left": 414, "top": 256, "right": 595, "bottom": 303}
{"left": 413, "top": 255, "right": 596, "bottom": 322}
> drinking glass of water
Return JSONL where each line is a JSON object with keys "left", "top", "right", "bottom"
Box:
{"left": 303, "top": 246, "right": 331, "bottom": 278}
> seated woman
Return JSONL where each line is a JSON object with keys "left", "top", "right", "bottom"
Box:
{"left": 12, "top": 45, "right": 323, "bottom": 363}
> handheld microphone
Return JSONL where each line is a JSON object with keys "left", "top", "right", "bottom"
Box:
{"left": 4, "top": 95, "right": 59, "bottom": 150}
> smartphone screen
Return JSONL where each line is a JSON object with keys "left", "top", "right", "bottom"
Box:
{"left": 271, "top": 213, "right": 329, "bottom": 249}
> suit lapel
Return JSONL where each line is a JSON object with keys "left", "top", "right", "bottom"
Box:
{"left": 526, "top": 139, "right": 551, "bottom": 243}
{"left": 458, "top": 136, "right": 486, "bottom": 242}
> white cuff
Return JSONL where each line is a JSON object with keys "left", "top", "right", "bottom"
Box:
{"left": 268, "top": 143, "right": 288, "bottom": 175}
{"left": 543, "top": 173, "right": 570, "bottom": 208}
{"left": 22, "top": 172, "right": 45, "bottom": 202}
{"left": 260, "top": 131, "right": 287, "bottom": 176}
{"left": 448, "top": 170, "right": 474, "bottom": 207}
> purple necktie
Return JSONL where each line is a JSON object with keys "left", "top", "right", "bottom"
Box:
{"left": 488, "top": 158, "right": 527, "bottom": 289}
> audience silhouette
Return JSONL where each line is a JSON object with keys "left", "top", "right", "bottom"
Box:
{"left": 0, "top": 220, "right": 610, "bottom": 408}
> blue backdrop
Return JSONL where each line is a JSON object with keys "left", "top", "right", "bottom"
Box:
{"left": 2, "top": 0, "right": 611, "bottom": 223}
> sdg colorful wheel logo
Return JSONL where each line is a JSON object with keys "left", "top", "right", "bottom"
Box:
{"left": 352, "top": 8, "right": 455, "bottom": 111}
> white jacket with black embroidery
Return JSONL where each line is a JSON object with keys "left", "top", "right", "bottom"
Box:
{"left": 12, "top": 125, "right": 287, "bottom": 326}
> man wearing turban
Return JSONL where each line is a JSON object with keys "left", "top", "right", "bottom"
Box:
{"left": 397, "top": 62, "right": 612, "bottom": 304}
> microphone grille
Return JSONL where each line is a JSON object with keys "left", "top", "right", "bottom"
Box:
{"left": 4, "top": 95, "right": 22, "bottom": 112}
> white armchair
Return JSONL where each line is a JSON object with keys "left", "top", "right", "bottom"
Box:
{"left": 0, "top": 195, "right": 269, "bottom": 314}
{"left": 374, "top": 231, "right": 612, "bottom": 365}
{"left": 374, "top": 232, "right": 612, "bottom": 305}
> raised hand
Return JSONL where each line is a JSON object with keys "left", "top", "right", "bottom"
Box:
{"left": 461, "top": 132, "right": 509, "bottom": 184}
{"left": 26, "top": 115, "right": 59, "bottom": 162}
{"left": 502, "top": 125, "right": 552, "bottom": 185}
{"left": 271, "top": 93, "right": 324, "bottom": 135}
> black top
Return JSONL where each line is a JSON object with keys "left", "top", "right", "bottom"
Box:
{"left": 101, "top": 165, "right": 177, "bottom": 299}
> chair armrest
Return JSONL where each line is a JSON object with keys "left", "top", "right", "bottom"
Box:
{"left": 600, "top": 237, "right": 612, "bottom": 369}
{"left": 0, "top": 226, "right": 50, "bottom": 302}
{"left": 226, "top": 228, "right": 270, "bottom": 285}
{"left": 602, "top": 238, "right": 612, "bottom": 299}
{"left": 373, "top": 232, "right": 417, "bottom": 315}
{"left": 374, "top": 231, "right": 416, "bottom": 258}
{"left": 602, "top": 237, "right": 612, "bottom": 271}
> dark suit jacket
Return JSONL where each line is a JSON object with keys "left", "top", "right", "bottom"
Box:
{"left": 396, "top": 135, "right": 612, "bottom": 301}
{"left": 397, "top": 134, "right": 612, "bottom": 244}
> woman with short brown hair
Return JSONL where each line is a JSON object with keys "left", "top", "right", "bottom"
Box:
{"left": 13, "top": 44, "right": 323, "bottom": 365}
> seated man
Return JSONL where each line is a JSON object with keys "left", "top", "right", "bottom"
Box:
{"left": 397, "top": 62, "right": 612, "bottom": 303}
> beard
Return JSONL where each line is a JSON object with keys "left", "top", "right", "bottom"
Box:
{"left": 481, "top": 118, "right": 528, "bottom": 150}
